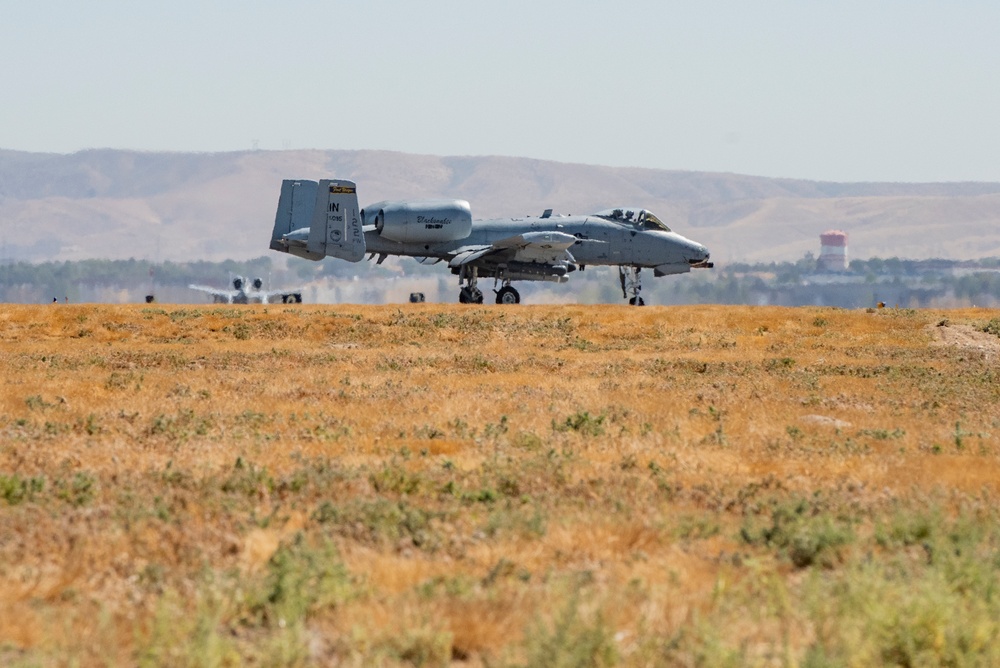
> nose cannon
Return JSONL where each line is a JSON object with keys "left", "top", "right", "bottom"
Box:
{"left": 689, "top": 244, "right": 713, "bottom": 269}
{"left": 683, "top": 240, "right": 712, "bottom": 268}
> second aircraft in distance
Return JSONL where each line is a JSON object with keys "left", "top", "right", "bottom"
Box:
{"left": 189, "top": 275, "right": 304, "bottom": 304}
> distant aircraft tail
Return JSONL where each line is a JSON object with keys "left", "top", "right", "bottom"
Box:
{"left": 269, "top": 179, "right": 366, "bottom": 262}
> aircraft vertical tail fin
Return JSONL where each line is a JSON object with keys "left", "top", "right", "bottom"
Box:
{"left": 269, "top": 179, "right": 366, "bottom": 262}
{"left": 307, "top": 179, "right": 366, "bottom": 262}
{"left": 270, "top": 179, "right": 323, "bottom": 260}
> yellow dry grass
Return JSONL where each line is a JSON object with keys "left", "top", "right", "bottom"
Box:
{"left": 1, "top": 303, "right": 999, "bottom": 665}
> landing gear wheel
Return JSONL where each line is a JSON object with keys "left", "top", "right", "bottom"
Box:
{"left": 495, "top": 286, "right": 520, "bottom": 304}
{"left": 629, "top": 296, "right": 645, "bottom": 306}
{"left": 457, "top": 266, "right": 483, "bottom": 304}
{"left": 459, "top": 287, "right": 483, "bottom": 304}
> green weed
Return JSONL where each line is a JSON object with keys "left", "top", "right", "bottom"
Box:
{"left": 556, "top": 411, "right": 605, "bottom": 436}
{"left": 0, "top": 473, "right": 45, "bottom": 505}
{"left": 518, "top": 590, "right": 617, "bottom": 668}
{"left": 55, "top": 471, "right": 97, "bottom": 507}
{"left": 741, "top": 498, "right": 854, "bottom": 569}
{"left": 980, "top": 318, "right": 1000, "bottom": 337}
{"left": 245, "top": 534, "right": 355, "bottom": 628}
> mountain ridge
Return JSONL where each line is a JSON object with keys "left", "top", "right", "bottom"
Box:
{"left": 2, "top": 148, "right": 999, "bottom": 263}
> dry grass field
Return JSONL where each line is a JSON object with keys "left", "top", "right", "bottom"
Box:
{"left": 1, "top": 303, "right": 999, "bottom": 666}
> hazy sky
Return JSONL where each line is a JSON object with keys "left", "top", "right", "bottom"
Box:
{"left": 2, "top": 1, "right": 999, "bottom": 183}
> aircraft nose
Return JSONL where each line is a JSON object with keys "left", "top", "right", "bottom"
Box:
{"left": 685, "top": 239, "right": 709, "bottom": 260}
{"left": 675, "top": 236, "right": 711, "bottom": 268}
{"left": 689, "top": 242, "right": 712, "bottom": 268}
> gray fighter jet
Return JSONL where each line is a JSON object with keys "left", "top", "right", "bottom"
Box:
{"left": 268, "top": 179, "right": 712, "bottom": 305}
{"left": 189, "top": 276, "right": 303, "bottom": 304}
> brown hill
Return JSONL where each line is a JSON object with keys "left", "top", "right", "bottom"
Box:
{"left": 2, "top": 148, "right": 999, "bottom": 263}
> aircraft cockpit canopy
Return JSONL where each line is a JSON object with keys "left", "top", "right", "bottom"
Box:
{"left": 592, "top": 208, "right": 671, "bottom": 232}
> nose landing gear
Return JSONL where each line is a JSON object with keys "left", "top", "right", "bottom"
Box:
{"left": 620, "top": 266, "right": 645, "bottom": 306}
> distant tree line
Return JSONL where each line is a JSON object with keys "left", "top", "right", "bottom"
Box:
{"left": 0, "top": 257, "right": 278, "bottom": 303}
{"left": 0, "top": 257, "right": 275, "bottom": 289}
{"left": 662, "top": 256, "right": 1000, "bottom": 308}
{"left": 2, "top": 256, "right": 999, "bottom": 306}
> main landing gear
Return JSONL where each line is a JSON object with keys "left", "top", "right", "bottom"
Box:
{"left": 495, "top": 284, "right": 520, "bottom": 304}
{"left": 457, "top": 267, "right": 522, "bottom": 304}
{"left": 459, "top": 285, "right": 483, "bottom": 304}
{"left": 620, "top": 266, "right": 645, "bottom": 306}
{"left": 458, "top": 266, "right": 484, "bottom": 304}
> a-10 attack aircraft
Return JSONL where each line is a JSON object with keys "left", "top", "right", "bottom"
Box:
{"left": 189, "top": 276, "right": 303, "bottom": 304}
{"left": 268, "top": 179, "right": 712, "bottom": 305}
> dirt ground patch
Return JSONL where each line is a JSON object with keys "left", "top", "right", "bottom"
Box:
{"left": 928, "top": 320, "right": 1000, "bottom": 361}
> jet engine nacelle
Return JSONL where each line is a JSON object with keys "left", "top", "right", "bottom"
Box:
{"left": 365, "top": 200, "right": 472, "bottom": 244}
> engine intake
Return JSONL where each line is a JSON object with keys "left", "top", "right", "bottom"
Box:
{"left": 364, "top": 200, "right": 472, "bottom": 244}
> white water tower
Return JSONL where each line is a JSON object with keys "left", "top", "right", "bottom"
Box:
{"left": 819, "top": 230, "right": 849, "bottom": 271}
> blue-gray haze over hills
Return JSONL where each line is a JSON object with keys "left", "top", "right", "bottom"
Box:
{"left": 2, "top": 149, "right": 999, "bottom": 264}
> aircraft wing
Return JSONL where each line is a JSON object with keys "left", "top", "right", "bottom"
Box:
{"left": 447, "top": 245, "right": 494, "bottom": 267}
{"left": 189, "top": 285, "right": 238, "bottom": 302}
{"left": 447, "top": 231, "right": 579, "bottom": 269}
